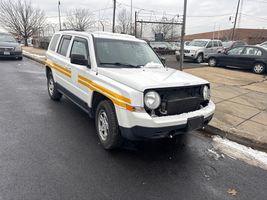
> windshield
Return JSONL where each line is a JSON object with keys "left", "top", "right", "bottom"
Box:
{"left": 189, "top": 40, "right": 208, "bottom": 47}
{"left": 0, "top": 34, "right": 17, "bottom": 43}
{"left": 95, "top": 38, "right": 162, "bottom": 68}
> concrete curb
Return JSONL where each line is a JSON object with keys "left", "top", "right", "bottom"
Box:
{"left": 205, "top": 125, "right": 267, "bottom": 152}
{"left": 23, "top": 53, "right": 45, "bottom": 65}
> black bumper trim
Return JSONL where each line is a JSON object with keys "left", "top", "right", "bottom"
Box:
{"left": 119, "top": 114, "right": 213, "bottom": 141}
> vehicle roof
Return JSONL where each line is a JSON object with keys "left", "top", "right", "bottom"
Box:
{"left": 192, "top": 39, "right": 222, "bottom": 42}
{"left": 54, "top": 30, "right": 145, "bottom": 42}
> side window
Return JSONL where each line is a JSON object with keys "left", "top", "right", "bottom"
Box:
{"left": 49, "top": 34, "right": 60, "bottom": 51}
{"left": 70, "top": 37, "right": 89, "bottom": 60}
{"left": 213, "top": 41, "right": 218, "bottom": 47}
{"left": 206, "top": 41, "right": 212, "bottom": 48}
{"left": 218, "top": 41, "right": 223, "bottom": 47}
{"left": 228, "top": 47, "right": 244, "bottom": 55}
{"left": 243, "top": 47, "right": 262, "bottom": 56}
{"left": 57, "top": 35, "right": 72, "bottom": 57}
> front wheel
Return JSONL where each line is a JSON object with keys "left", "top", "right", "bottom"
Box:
{"left": 196, "top": 54, "right": 203, "bottom": 63}
{"left": 208, "top": 57, "right": 217, "bottom": 67}
{"left": 253, "top": 63, "right": 266, "bottom": 74}
{"left": 47, "top": 73, "right": 62, "bottom": 101}
{"left": 95, "top": 100, "right": 122, "bottom": 150}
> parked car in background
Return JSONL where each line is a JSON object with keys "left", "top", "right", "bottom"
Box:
{"left": 179, "top": 39, "right": 224, "bottom": 63}
{"left": 222, "top": 41, "right": 247, "bottom": 51}
{"left": 149, "top": 41, "right": 175, "bottom": 55}
{"left": 208, "top": 45, "right": 267, "bottom": 74}
{"left": 0, "top": 32, "right": 22, "bottom": 60}
{"left": 169, "top": 42, "right": 180, "bottom": 51}
{"left": 184, "top": 41, "right": 191, "bottom": 46}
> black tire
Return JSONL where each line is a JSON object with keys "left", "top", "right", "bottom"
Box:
{"left": 47, "top": 73, "right": 62, "bottom": 101}
{"left": 95, "top": 100, "right": 122, "bottom": 150}
{"left": 253, "top": 63, "right": 266, "bottom": 74}
{"left": 17, "top": 57, "right": 23, "bottom": 60}
{"left": 208, "top": 57, "right": 217, "bottom": 67}
{"left": 196, "top": 53, "right": 203, "bottom": 63}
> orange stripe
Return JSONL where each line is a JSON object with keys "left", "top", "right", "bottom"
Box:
{"left": 78, "top": 78, "right": 134, "bottom": 111}
{"left": 46, "top": 60, "right": 71, "bottom": 74}
{"left": 46, "top": 61, "right": 71, "bottom": 78}
{"left": 78, "top": 75, "right": 131, "bottom": 104}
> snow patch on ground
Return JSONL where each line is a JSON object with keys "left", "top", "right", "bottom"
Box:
{"left": 212, "top": 136, "right": 267, "bottom": 171}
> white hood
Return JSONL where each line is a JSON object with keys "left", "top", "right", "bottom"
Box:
{"left": 98, "top": 67, "right": 209, "bottom": 92}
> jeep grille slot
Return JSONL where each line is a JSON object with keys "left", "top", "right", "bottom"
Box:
{"left": 144, "top": 85, "right": 209, "bottom": 117}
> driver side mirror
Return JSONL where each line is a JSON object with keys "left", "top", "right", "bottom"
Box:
{"left": 70, "top": 54, "right": 90, "bottom": 67}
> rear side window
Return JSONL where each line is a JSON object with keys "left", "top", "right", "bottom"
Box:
{"left": 212, "top": 41, "right": 218, "bottom": 47}
{"left": 70, "top": 37, "right": 89, "bottom": 60}
{"left": 243, "top": 47, "right": 262, "bottom": 56}
{"left": 49, "top": 34, "right": 60, "bottom": 51}
{"left": 57, "top": 35, "right": 72, "bottom": 56}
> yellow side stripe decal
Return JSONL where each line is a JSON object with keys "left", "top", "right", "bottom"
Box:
{"left": 78, "top": 75, "right": 131, "bottom": 104}
{"left": 78, "top": 76, "right": 133, "bottom": 111}
{"left": 46, "top": 61, "right": 72, "bottom": 78}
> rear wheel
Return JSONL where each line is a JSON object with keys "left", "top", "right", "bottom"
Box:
{"left": 196, "top": 54, "right": 203, "bottom": 63}
{"left": 253, "top": 63, "right": 266, "bottom": 74}
{"left": 47, "top": 73, "right": 62, "bottom": 101}
{"left": 95, "top": 100, "right": 122, "bottom": 150}
{"left": 208, "top": 57, "right": 217, "bottom": 67}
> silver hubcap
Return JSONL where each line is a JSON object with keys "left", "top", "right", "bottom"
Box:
{"left": 48, "top": 78, "right": 54, "bottom": 96}
{"left": 98, "top": 110, "right": 109, "bottom": 141}
{"left": 197, "top": 55, "right": 203, "bottom": 63}
{"left": 209, "top": 59, "right": 216, "bottom": 66}
{"left": 254, "top": 64, "right": 264, "bottom": 73}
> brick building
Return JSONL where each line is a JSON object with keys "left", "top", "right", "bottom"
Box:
{"left": 184, "top": 28, "right": 267, "bottom": 44}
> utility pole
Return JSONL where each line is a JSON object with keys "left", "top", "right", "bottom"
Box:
{"left": 179, "top": 0, "right": 187, "bottom": 71}
{"left": 112, "top": 0, "right": 116, "bottom": 33}
{"left": 134, "top": 11, "right": 137, "bottom": 37}
{"left": 231, "top": 0, "right": 241, "bottom": 40}
{"left": 58, "top": 0, "right": 62, "bottom": 30}
{"left": 130, "top": 0, "right": 133, "bottom": 35}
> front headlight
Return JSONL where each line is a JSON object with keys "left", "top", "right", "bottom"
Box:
{"left": 144, "top": 91, "right": 161, "bottom": 110}
{"left": 203, "top": 85, "right": 210, "bottom": 100}
{"left": 15, "top": 45, "right": 22, "bottom": 52}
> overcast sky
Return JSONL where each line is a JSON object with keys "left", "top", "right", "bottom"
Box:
{"left": 1, "top": 0, "right": 267, "bottom": 34}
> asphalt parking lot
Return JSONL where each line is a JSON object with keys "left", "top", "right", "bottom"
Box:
{"left": 0, "top": 58, "right": 267, "bottom": 200}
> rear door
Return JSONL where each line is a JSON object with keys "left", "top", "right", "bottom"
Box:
{"left": 54, "top": 35, "right": 74, "bottom": 91}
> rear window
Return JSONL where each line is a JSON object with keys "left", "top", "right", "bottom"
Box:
{"left": 49, "top": 34, "right": 60, "bottom": 51}
{"left": 57, "top": 35, "right": 72, "bottom": 57}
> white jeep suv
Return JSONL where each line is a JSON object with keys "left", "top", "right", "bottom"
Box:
{"left": 176, "top": 39, "right": 224, "bottom": 63}
{"left": 45, "top": 31, "right": 215, "bottom": 149}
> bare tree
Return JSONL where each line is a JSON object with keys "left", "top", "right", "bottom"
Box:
{"left": 116, "top": 8, "right": 131, "bottom": 34}
{"left": 0, "top": 0, "right": 45, "bottom": 46}
{"left": 65, "top": 8, "right": 95, "bottom": 31}
{"left": 152, "top": 17, "right": 173, "bottom": 40}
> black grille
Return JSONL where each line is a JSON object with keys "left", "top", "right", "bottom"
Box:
{"left": 184, "top": 50, "right": 190, "bottom": 53}
{"left": 145, "top": 85, "right": 209, "bottom": 116}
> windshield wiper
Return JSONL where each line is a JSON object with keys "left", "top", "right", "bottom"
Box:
{"left": 100, "top": 62, "right": 141, "bottom": 68}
